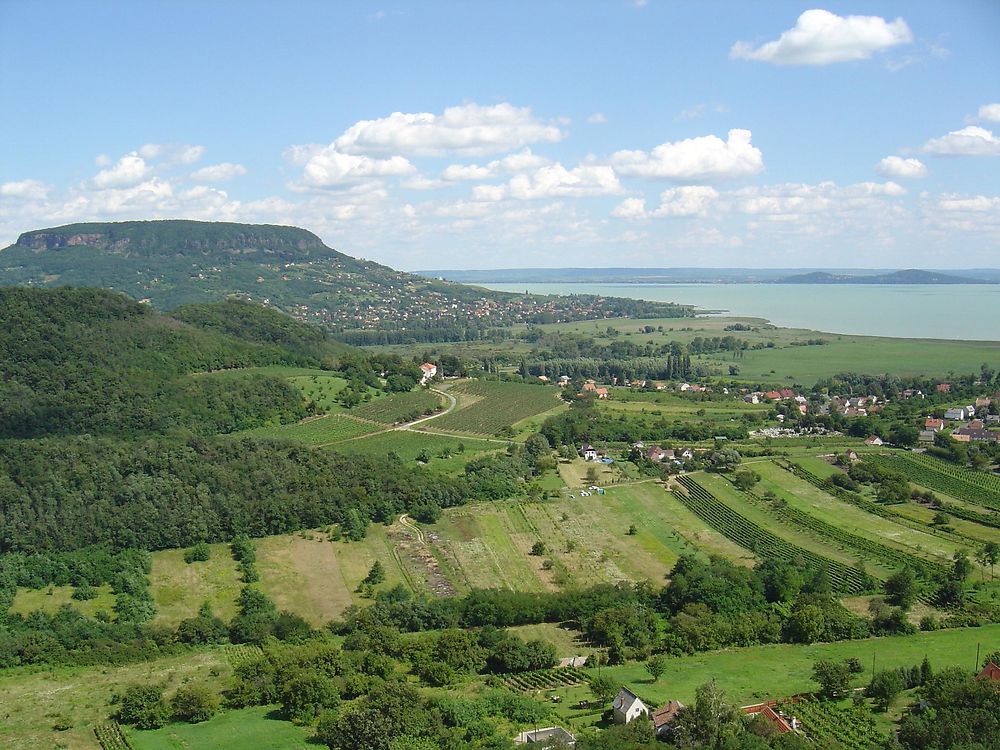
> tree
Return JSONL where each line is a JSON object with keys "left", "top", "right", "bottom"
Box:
{"left": 732, "top": 469, "right": 760, "bottom": 491}
{"left": 363, "top": 560, "right": 386, "bottom": 586}
{"left": 585, "top": 466, "right": 600, "bottom": 483}
{"left": 785, "top": 604, "right": 826, "bottom": 644}
{"left": 672, "top": 681, "right": 739, "bottom": 748}
{"left": 884, "top": 567, "right": 918, "bottom": 610}
{"left": 184, "top": 542, "right": 211, "bottom": 564}
{"left": 280, "top": 671, "right": 340, "bottom": 724}
{"left": 627, "top": 524, "right": 638, "bottom": 536}
{"left": 811, "top": 660, "right": 852, "bottom": 700}
{"left": 170, "top": 684, "right": 219, "bottom": 723}
{"left": 867, "top": 669, "right": 904, "bottom": 711}
{"left": 952, "top": 550, "right": 973, "bottom": 581}
{"left": 530, "top": 541, "right": 547, "bottom": 556}
{"left": 645, "top": 654, "right": 668, "bottom": 682}
{"left": 589, "top": 673, "right": 619, "bottom": 706}
{"left": 117, "top": 684, "right": 169, "bottom": 729}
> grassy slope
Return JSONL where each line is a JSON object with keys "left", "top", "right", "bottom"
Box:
{"left": 11, "top": 585, "right": 116, "bottom": 619}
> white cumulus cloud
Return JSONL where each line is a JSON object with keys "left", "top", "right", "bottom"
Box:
{"left": 190, "top": 163, "right": 248, "bottom": 182}
{"left": 298, "top": 149, "right": 415, "bottom": 188}
{"left": 91, "top": 155, "right": 152, "bottom": 189}
{"left": 875, "top": 156, "right": 927, "bottom": 179}
{"left": 473, "top": 163, "right": 622, "bottom": 201}
{"left": 331, "top": 103, "right": 563, "bottom": 156}
{"left": 0, "top": 179, "right": 51, "bottom": 201}
{"left": 587, "top": 112, "right": 607, "bottom": 124}
{"left": 922, "top": 126, "right": 1000, "bottom": 156}
{"left": 979, "top": 104, "right": 1000, "bottom": 123}
{"left": 611, "top": 129, "right": 763, "bottom": 182}
{"left": 731, "top": 9, "right": 912, "bottom": 65}
{"left": 612, "top": 186, "right": 720, "bottom": 219}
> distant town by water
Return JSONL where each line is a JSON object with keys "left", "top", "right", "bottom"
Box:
{"left": 482, "top": 282, "right": 1000, "bottom": 341}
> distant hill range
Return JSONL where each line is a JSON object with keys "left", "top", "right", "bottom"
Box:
{"left": 420, "top": 267, "right": 1000, "bottom": 284}
{"left": 0, "top": 221, "right": 690, "bottom": 344}
{"left": 775, "top": 269, "right": 989, "bottom": 284}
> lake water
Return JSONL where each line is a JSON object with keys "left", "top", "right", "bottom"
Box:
{"left": 480, "top": 282, "right": 1000, "bottom": 341}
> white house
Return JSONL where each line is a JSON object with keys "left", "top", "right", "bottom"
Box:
{"left": 580, "top": 444, "right": 600, "bottom": 462}
{"left": 419, "top": 362, "right": 437, "bottom": 384}
{"left": 612, "top": 687, "right": 648, "bottom": 724}
{"left": 945, "top": 407, "right": 968, "bottom": 421}
{"left": 514, "top": 727, "right": 576, "bottom": 746}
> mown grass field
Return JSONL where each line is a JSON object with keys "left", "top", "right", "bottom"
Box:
{"left": 550, "top": 623, "right": 1000, "bottom": 727}
{"left": 129, "top": 706, "right": 311, "bottom": 750}
{"left": 430, "top": 380, "right": 561, "bottom": 435}
{"left": 150, "top": 544, "right": 243, "bottom": 626}
{"left": 0, "top": 649, "right": 230, "bottom": 750}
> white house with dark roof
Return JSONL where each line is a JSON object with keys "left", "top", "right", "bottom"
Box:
{"left": 612, "top": 686, "right": 648, "bottom": 724}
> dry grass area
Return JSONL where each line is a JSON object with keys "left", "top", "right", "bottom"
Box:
{"left": 150, "top": 544, "right": 243, "bottom": 627}
{"left": 11, "top": 585, "right": 116, "bottom": 618}
{"left": 0, "top": 649, "right": 229, "bottom": 750}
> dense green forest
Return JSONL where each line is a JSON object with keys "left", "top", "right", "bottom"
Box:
{"left": 0, "top": 288, "right": 340, "bottom": 438}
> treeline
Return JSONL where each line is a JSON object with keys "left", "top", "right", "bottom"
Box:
{"left": 0, "top": 287, "right": 344, "bottom": 438}
{"left": 337, "top": 554, "right": 871, "bottom": 661}
{"left": 0, "top": 435, "right": 538, "bottom": 554}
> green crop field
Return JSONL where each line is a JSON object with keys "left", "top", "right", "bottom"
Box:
{"left": 350, "top": 389, "right": 443, "bottom": 424}
{"left": 328, "top": 429, "right": 499, "bottom": 473}
{"left": 129, "top": 706, "right": 311, "bottom": 750}
{"left": 243, "top": 413, "right": 382, "bottom": 445}
{"left": 430, "top": 381, "right": 561, "bottom": 435}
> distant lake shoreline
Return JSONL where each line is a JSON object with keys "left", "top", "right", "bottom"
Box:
{"left": 479, "top": 282, "right": 1000, "bottom": 342}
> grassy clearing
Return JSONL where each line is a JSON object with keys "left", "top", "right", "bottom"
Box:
{"left": 888, "top": 502, "right": 1000, "bottom": 546}
{"left": 0, "top": 649, "right": 229, "bottom": 750}
{"left": 243, "top": 413, "right": 382, "bottom": 444}
{"left": 431, "top": 381, "right": 561, "bottom": 435}
{"left": 558, "top": 458, "right": 624, "bottom": 488}
{"left": 286, "top": 373, "right": 350, "bottom": 412}
{"left": 752, "top": 462, "right": 962, "bottom": 565}
{"left": 150, "top": 544, "right": 243, "bottom": 627}
{"left": 507, "top": 623, "right": 589, "bottom": 657}
{"left": 549, "top": 623, "right": 1000, "bottom": 726}
{"left": 11, "top": 584, "right": 116, "bottom": 618}
{"left": 129, "top": 706, "right": 311, "bottom": 750}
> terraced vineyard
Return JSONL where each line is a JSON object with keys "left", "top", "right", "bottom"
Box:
{"left": 350, "top": 389, "right": 442, "bottom": 424}
{"left": 430, "top": 381, "right": 559, "bottom": 435}
{"left": 95, "top": 722, "right": 134, "bottom": 750}
{"left": 734, "top": 480, "right": 946, "bottom": 579}
{"left": 868, "top": 453, "right": 1000, "bottom": 512}
{"left": 224, "top": 643, "right": 264, "bottom": 667}
{"left": 500, "top": 666, "right": 590, "bottom": 692}
{"left": 674, "top": 477, "right": 873, "bottom": 594}
{"left": 790, "top": 700, "right": 883, "bottom": 749}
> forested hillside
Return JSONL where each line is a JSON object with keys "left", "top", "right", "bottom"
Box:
{"left": 0, "top": 288, "right": 340, "bottom": 438}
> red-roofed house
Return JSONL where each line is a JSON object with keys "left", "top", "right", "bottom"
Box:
{"left": 977, "top": 661, "right": 1000, "bottom": 681}
{"left": 741, "top": 704, "right": 793, "bottom": 733}
{"left": 652, "top": 700, "right": 685, "bottom": 737}
{"left": 925, "top": 418, "right": 945, "bottom": 432}
{"left": 864, "top": 435, "right": 884, "bottom": 446}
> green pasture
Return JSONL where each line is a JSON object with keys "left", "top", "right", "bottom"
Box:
{"left": 550, "top": 623, "right": 1000, "bottom": 727}
{"left": 129, "top": 706, "right": 311, "bottom": 750}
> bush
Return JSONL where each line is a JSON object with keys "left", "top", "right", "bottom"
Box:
{"left": 171, "top": 684, "right": 219, "bottom": 723}
{"left": 117, "top": 684, "right": 169, "bottom": 729}
{"left": 184, "top": 542, "right": 211, "bottom": 564}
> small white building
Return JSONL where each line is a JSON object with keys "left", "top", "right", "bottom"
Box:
{"left": 419, "top": 362, "right": 437, "bottom": 384}
{"left": 514, "top": 727, "right": 576, "bottom": 746}
{"left": 612, "top": 687, "right": 648, "bottom": 725}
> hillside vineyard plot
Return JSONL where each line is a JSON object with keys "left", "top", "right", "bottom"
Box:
{"left": 350, "top": 389, "right": 442, "bottom": 424}
{"left": 868, "top": 453, "right": 1000, "bottom": 512}
{"left": 430, "top": 381, "right": 560, "bottom": 435}
{"left": 674, "top": 476, "right": 872, "bottom": 594}
{"left": 245, "top": 414, "right": 381, "bottom": 444}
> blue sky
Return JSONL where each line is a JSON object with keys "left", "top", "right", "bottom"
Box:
{"left": 1, "top": 1, "right": 998, "bottom": 269}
